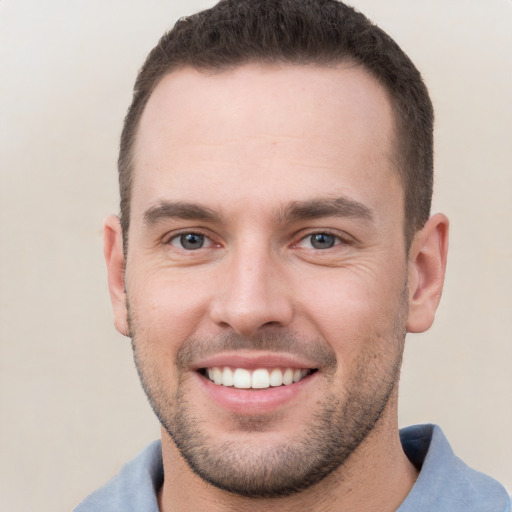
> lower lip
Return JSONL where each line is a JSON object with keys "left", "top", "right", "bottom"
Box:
{"left": 195, "top": 371, "right": 317, "bottom": 415}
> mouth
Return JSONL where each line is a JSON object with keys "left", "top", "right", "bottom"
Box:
{"left": 199, "top": 366, "right": 317, "bottom": 389}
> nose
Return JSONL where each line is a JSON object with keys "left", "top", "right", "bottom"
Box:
{"left": 209, "top": 245, "right": 294, "bottom": 337}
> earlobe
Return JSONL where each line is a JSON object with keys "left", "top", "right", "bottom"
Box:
{"left": 406, "top": 213, "right": 449, "bottom": 333}
{"left": 103, "top": 215, "right": 130, "bottom": 337}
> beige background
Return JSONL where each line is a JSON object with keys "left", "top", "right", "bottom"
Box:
{"left": 1, "top": 1, "right": 511, "bottom": 510}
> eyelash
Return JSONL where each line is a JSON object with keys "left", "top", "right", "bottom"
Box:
{"left": 165, "top": 230, "right": 216, "bottom": 251}
{"left": 294, "top": 230, "right": 349, "bottom": 250}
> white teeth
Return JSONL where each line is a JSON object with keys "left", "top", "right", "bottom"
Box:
{"left": 233, "top": 368, "right": 252, "bottom": 389}
{"left": 213, "top": 367, "right": 223, "bottom": 385}
{"left": 222, "top": 367, "right": 234, "bottom": 387}
{"left": 283, "top": 368, "right": 294, "bottom": 385}
{"left": 269, "top": 368, "right": 283, "bottom": 387}
{"left": 252, "top": 369, "right": 270, "bottom": 388}
{"left": 205, "top": 367, "right": 312, "bottom": 388}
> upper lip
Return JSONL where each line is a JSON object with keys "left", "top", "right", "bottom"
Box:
{"left": 191, "top": 351, "right": 319, "bottom": 371}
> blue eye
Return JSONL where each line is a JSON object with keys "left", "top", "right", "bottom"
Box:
{"left": 171, "top": 233, "right": 207, "bottom": 250}
{"left": 309, "top": 233, "right": 337, "bottom": 249}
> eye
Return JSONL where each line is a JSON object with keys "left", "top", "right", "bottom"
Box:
{"left": 169, "top": 232, "right": 211, "bottom": 250}
{"left": 297, "top": 232, "right": 342, "bottom": 250}
{"left": 309, "top": 233, "right": 337, "bottom": 249}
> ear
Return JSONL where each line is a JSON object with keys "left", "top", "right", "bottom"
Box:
{"left": 406, "top": 213, "right": 449, "bottom": 333}
{"left": 103, "top": 215, "right": 130, "bottom": 337}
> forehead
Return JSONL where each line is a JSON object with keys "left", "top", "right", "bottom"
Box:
{"left": 132, "top": 63, "right": 399, "bottom": 219}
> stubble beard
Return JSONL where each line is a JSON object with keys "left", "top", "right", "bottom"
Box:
{"left": 129, "top": 295, "right": 408, "bottom": 498}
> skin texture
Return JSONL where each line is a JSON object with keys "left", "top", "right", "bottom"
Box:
{"left": 104, "top": 63, "right": 448, "bottom": 511}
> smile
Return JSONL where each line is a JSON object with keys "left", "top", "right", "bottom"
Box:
{"left": 202, "top": 367, "right": 315, "bottom": 389}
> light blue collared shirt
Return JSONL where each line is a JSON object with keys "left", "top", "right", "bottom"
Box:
{"left": 74, "top": 424, "right": 511, "bottom": 511}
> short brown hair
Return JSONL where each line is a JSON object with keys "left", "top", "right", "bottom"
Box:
{"left": 119, "top": 0, "right": 433, "bottom": 249}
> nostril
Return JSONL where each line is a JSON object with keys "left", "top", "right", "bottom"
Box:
{"left": 261, "top": 321, "right": 281, "bottom": 328}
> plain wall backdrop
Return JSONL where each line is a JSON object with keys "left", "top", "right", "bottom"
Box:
{"left": 0, "top": 1, "right": 511, "bottom": 510}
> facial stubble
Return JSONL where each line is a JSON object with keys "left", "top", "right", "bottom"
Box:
{"left": 128, "top": 292, "right": 408, "bottom": 498}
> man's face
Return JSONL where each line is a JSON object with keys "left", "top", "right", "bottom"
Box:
{"left": 122, "top": 63, "right": 409, "bottom": 496}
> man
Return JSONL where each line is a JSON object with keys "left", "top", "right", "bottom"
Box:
{"left": 75, "top": 0, "right": 510, "bottom": 510}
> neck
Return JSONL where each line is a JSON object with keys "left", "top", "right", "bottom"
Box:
{"left": 158, "top": 397, "right": 418, "bottom": 512}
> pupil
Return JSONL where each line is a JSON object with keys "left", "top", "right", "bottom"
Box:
{"left": 311, "top": 233, "right": 335, "bottom": 249}
{"left": 181, "top": 233, "right": 204, "bottom": 250}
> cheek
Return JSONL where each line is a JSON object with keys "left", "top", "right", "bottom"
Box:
{"left": 292, "top": 266, "right": 406, "bottom": 354}
{"left": 127, "top": 270, "right": 213, "bottom": 352}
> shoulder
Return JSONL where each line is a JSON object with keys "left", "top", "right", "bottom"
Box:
{"left": 398, "top": 424, "right": 511, "bottom": 512}
{"left": 73, "top": 440, "right": 163, "bottom": 512}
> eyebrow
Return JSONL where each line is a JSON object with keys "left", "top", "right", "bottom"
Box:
{"left": 278, "top": 197, "right": 374, "bottom": 223}
{"left": 142, "top": 196, "right": 374, "bottom": 227}
{"left": 143, "top": 201, "right": 220, "bottom": 226}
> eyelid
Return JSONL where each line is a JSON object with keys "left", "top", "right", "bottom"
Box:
{"left": 293, "top": 229, "right": 352, "bottom": 249}
{"left": 164, "top": 229, "right": 219, "bottom": 250}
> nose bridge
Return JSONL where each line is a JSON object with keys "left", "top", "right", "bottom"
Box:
{"left": 210, "top": 237, "right": 293, "bottom": 335}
